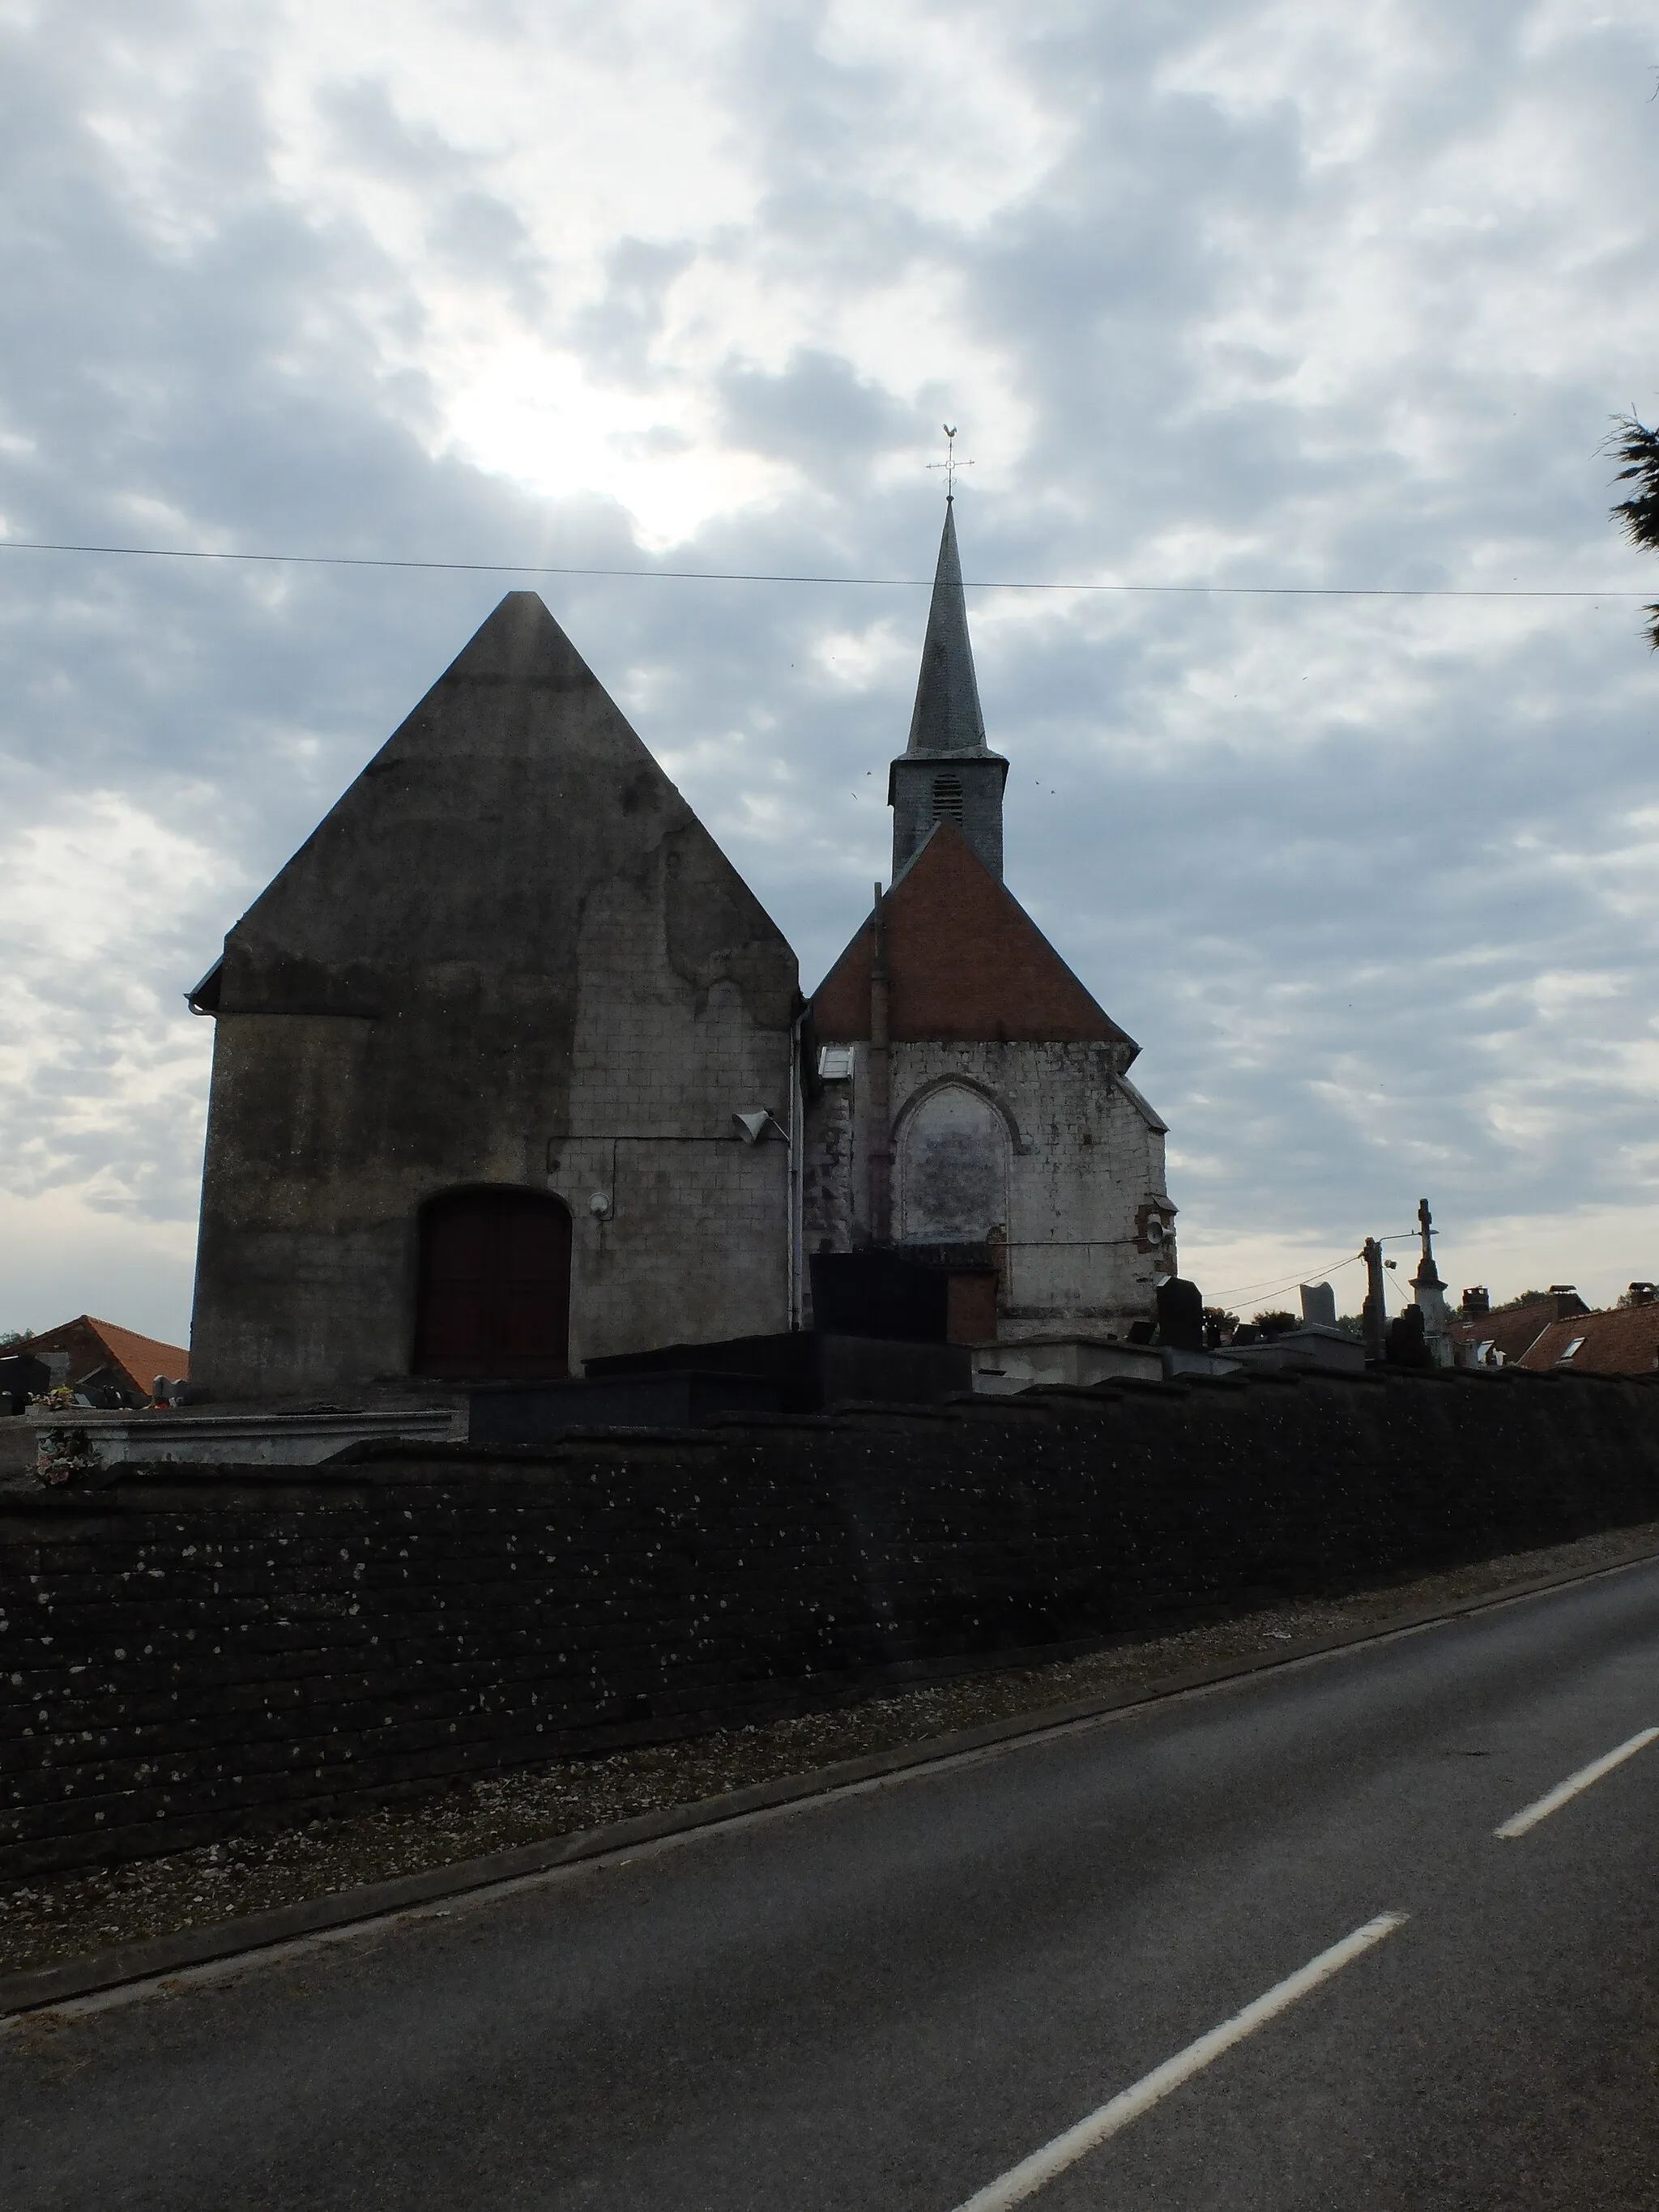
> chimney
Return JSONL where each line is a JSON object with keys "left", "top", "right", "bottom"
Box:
{"left": 1460, "top": 1286, "right": 1490, "bottom": 1319}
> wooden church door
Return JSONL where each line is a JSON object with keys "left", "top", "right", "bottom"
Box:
{"left": 414, "top": 1189, "right": 573, "bottom": 1379}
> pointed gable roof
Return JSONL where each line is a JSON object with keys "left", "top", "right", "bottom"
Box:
{"left": 17, "top": 1315, "right": 190, "bottom": 1392}
{"left": 810, "top": 822, "right": 1137, "bottom": 1052}
{"left": 229, "top": 589, "right": 672, "bottom": 970}
{"left": 904, "top": 501, "right": 992, "bottom": 759}
{"left": 212, "top": 590, "right": 795, "bottom": 1029}
{"left": 82, "top": 1316, "right": 191, "bottom": 1390}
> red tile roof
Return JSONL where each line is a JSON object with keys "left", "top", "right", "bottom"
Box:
{"left": 810, "top": 822, "right": 1132, "bottom": 1049}
{"left": 15, "top": 1315, "right": 189, "bottom": 1397}
{"left": 1450, "top": 1296, "right": 1581, "bottom": 1366}
{"left": 1512, "top": 1305, "right": 1659, "bottom": 1375}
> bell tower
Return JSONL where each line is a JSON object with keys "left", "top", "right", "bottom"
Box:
{"left": 888, "top": 497, "right": 1009, "bottom": 880}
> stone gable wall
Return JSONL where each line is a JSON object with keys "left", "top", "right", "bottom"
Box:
{"left": 191, "top": 595, "right": 797, "bottom": 1400}
{"left": 5, "top": 1370, "right": 1659, "bottom": 1881}
{"left": 803, "top": 1040, "right": 1166, "bottom": 1332}
{"left": 801, "top": 1083, "right": 854, "bottom": 1258}
{"left": 554, "top": 880, "right": 791, "bottom": 1367}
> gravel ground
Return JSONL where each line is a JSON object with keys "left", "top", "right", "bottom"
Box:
{"left": 4, "top": 1519, "right": 1657, "bottom": 1980}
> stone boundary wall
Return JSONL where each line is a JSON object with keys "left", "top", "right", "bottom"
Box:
{"left": 5, "top": 1369, "right": 1659, "bottom": 1881}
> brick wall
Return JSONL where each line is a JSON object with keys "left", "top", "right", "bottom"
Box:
{"left": 809, "top": 822, "right": 1124, "bottom": 1046}
{"left": 5, "top": 1369, "right": 1659, "bottom": 1881}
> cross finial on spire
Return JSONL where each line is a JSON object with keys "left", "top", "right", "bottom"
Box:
{"left": 928, "top": 423, "right": 973, "bottom": 501}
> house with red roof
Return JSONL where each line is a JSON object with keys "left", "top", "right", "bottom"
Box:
{"left": 7, "top": 1315, "right": 188, "bottom": 1407}
{"left": 1452, "top": 1285, "right": 1659, "bottom": 1375}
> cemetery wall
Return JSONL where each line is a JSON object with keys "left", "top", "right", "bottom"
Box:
{"left": 5, "top": 1368, "right": 1659, "bottom": 1880}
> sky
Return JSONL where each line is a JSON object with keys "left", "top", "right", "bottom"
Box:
{"left": 3, "top": 0, "right": 1659, "bottom": 1345}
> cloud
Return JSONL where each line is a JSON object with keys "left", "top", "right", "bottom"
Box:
{"left": 3, "top": 0, "right": 1659, "bottom": 1340}
{"left": 0, "top": 794, "right": 228, "bottom": 1227}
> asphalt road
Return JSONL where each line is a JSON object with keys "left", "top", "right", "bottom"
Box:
{"left": 5, "top": 1558, "right": 1659, "bottom": 2210}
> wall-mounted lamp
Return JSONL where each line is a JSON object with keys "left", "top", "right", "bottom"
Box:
{"left": 589, "top": 1191, "right": 612, "bottom": 1220}
{"left": 733, "top": 1109, "right": 787, "bottom": 1145}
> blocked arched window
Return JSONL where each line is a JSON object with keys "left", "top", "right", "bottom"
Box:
{"left": 414, "top": 1189, "right": 573, "bottom": 1379}
{"left": 931, "top": 774, "right": 965, "bottom": 825}
{"left": 899, "top": 1084, "right": 1009, "bottom": 1243}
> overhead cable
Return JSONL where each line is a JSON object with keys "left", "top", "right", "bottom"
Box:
{"left": 0, "top": 538, "right": 1646, "bottom": 598}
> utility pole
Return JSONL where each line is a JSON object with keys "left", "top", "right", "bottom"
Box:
{"left": 1362, "top": 1237, "right": 1388, "bottom": 1362}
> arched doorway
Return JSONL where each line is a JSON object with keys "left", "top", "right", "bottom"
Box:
{"left": 414, "top": 1189, "right": 573, "bottom": 1380}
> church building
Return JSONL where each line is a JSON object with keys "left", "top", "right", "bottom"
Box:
{"left": 184, "top": 499, "right": 1175, "bottom": 1400}
{"left": 187, "top": 593, "right": 798, "bottom": 1400}
{"left": 802, "top": 499, "right": 1175, "bottom": 1342}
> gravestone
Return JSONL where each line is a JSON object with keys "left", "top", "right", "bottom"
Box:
{"left": 1155, "top": 1276, "right": 1205, "bottom": 1353}
{"left": 1386, "top": 1302, "right": 1432, "bottom": 1369}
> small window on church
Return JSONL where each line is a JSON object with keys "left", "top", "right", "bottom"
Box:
{"left": 931, "top": 774, "right": 965, "bottom": 825}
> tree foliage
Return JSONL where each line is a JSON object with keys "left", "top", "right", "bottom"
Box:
{"left": 1252, "top": 1309, "right": 1298, "bottom": 1340}
{"left": 1607, "top": 411, "right": 1659, "bottom": 649}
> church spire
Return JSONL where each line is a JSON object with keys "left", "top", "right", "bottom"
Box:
{"left": 888, "top": 496, "right": 1009, "bottom": 880}
{"left": 905, "top": 500, "right": 989, "bottom": 757}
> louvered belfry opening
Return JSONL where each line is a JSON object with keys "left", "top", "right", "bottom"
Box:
{"left": 414, "top": 1188, "right": 573, "bottom": 1379}
{"left": 931, "top": 774, "right": 965, "bottom": 825}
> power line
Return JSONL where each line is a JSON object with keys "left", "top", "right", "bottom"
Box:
{"left": 1209, "top": 1249, "right": 1364, "bottom": 1306}
{"left": 1209, "top": 1226, "right": 1427, "bottom": 1307}
{"left": 0, "top": 537, "right": 1648, "bottom": 598}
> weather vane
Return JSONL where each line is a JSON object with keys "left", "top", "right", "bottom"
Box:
{"left": 928, "top": 424, "right": 974, "bottom": 500}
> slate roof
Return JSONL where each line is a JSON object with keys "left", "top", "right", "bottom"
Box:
{"left": 903, "top": 500, "right": 994, "bottom": 760}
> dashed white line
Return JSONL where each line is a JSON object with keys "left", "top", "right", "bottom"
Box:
{"left": 1494, "top": 1726, "right": 1659, "bottom": 1839}
{"left": 949, "top": 1911, "right": 1410, "bottom": 2212}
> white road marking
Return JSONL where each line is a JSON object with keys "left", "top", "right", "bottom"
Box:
{"left": 1494, "top": 1726, "right": 1659, "bottom": 1839}
{"left": 949, "top": 1911, "right": 1409, "bottom": 2212}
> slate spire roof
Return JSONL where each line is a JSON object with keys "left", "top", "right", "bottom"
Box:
{"left": 905, "top": 499, "right": 990, "bottom": 757}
